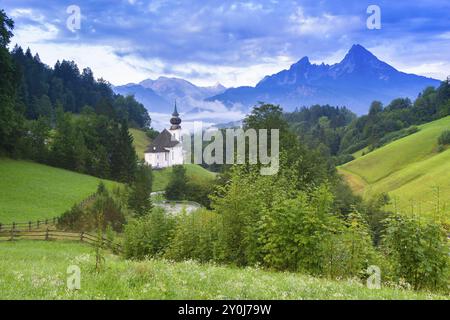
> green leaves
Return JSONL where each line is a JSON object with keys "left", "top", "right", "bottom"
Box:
{"left": 382, "top": 214, "right": 449, "bottom": 291}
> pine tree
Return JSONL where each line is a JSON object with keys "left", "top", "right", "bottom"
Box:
{"left": 128, "top": 162, "right": 153, "bottom": 216}
{"left": 0, "top": 10, "right": 23, "bottom": 155}
{"left": 110, "top": 120, "right": 137, "bottom": 183}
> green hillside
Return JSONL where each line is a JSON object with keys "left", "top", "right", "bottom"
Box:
{"left": 0, "top": 159, "right": 119, "bottom": 224}
{"left": 0, "top": 241, "right": 445, "bottom": 300}
{"left": 339, "top": 116, "right": 450, "bottom": 218}
{"left": 153, "top": 164, "right": 217, "bottom": 192}
{"left": 130, "top": 128, "right": 151, "bottom": 160}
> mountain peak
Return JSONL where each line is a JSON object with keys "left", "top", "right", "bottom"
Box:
{"left": 293, "top": 56, "right": 311, "bottom": 66}
{"left": 286, "top": 56, "right": 311, "bottom": 74}
{"left": 342, "top": 44, "right": 377, "bottom": 62}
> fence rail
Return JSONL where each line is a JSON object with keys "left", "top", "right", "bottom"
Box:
{"left": 0, "top": 229, "right": 122, "bottom": 253}
{"left": 0, "top": 193, "right": 98, "bottom": 232}
{"left": 0, "top": 217, "right": 60, "bottom": 232}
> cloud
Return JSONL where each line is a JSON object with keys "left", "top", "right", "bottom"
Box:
{"left": 3, "top": 0, "right": 450, "bottom": 86}
{"left": 289, "top": 7, "right": 362, "bottom": 37}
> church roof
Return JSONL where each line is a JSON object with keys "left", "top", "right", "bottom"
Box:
{"left": 145, "top": 129, "right": 180, "bottom": 153}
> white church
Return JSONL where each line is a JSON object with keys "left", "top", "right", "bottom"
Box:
{"left": 144, "top": 104, "right": 184, "bottom": 169}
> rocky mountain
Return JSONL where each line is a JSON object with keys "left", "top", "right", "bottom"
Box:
{"left": 207, "top": 44, "right": 441, "bottom": 114}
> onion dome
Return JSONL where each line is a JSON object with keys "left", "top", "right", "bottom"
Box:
{"left": 170, "top": 101, "right": 181, "bottom": 129}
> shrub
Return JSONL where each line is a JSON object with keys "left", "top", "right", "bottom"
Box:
{"left": 58, "top": 184, "right": 126, "bottom": 232}
{"left": 382, "top": 214, "right": 449, "bottom": 291}
{"left": 438, "top": 130, "right": 450, "bottom": 146}
{"left": 323, "top": 210, "right": 376, "bottom": 279}
{"left": 185, "top": 178, "right": 215, "bottom": 208}
{"left": 165, "top": 209, "right": 221, "bottom": 263}
{"left": 165, "top": 165, "right": 187, "bottom": 200}
{"left": 260, "top": 186, "right": 339, "bottom": 275}
{"left": 123, "top": 207, "right": 175, "bottom": 259}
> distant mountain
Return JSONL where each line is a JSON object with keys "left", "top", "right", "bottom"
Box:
{"left": 207, "top": 44, "right": 441, "bottom": 114}
{"left": 113, "top": 77, "right": 232, "bottom": 130}
{"left": 140, "top": 76, "right": 226, "bottom": 103}
{"left": 114, "top": 77, "right": 226, "bottom": 114}
{"left": 113, "top": 83, "right": 169, "bottom": 113}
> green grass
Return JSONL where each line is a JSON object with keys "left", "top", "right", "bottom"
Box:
{"left": 0, "top": 158, "right": 119, "bottom": 224}
{"left": 339, "top": 116, "right": 450, "bottom": 218}
{"left": 153, "top": 164, "right": 217, "bottom": 192}
{"left": 0, "top": 241, "right": 447, "bottom": 300}
{"left": 130, "top": 128, "right": 151, "bottom": 160}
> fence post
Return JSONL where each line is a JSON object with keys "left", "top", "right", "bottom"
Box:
{"left": 0, "top": 223, "right": 2, "bottom": 232}
{"left": 37, "top": 220, "right": 40, "bottom": 228}
{"left": 45, "top": 227, "right": 49, "bottom": 241}
{"left": 12, "top": 222, "right": 16, "bottom": 230}
{"left": 10, "top": 229, "right": 14, "bottom": 241}
{"left": 80, "top": 232, "right": 84, "bottom": 242}
{"left": 45, "top": 219, "right": 48, "bottom": 225}
{"left": 29, "top": 221, "right": 31, "bottom": 231}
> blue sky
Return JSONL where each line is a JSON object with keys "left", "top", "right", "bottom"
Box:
{"left": 2, "top": 0, "right": 450, "bottom": 87}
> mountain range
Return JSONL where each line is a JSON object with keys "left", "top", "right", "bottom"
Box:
{"left": 113, "top": 44, "right": 441, "bottom": 128}
{"left": 208, "top": 44, "right": 440, "bottom": 114}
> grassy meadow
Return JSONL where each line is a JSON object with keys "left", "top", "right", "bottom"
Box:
{"left": 153, "top": 164, "right": 216, "bottom": 191}
{"left": 130, "top": 128, "right": 151, "bottom": 160}
{"left": 0, "top": 241, "right": 447, "bottom": 300}
{"left": 0, "top": 158, "right": 119, "bottom": 223}
{"left": 339, "top": 116, "right": 450, "bottom": 218}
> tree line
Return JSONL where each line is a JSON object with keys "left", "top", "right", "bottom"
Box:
{"left": 284, "top": 80, "right": 450, "bottom": 165}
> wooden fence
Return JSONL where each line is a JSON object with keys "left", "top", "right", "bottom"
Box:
{"left": 0, "top": 228, "right": 122, "bottom": 253}
{"left": 0, "top": 217, "right": 60, "bottom": 232}
{"left": 0, "top": 193, "right": 98, "bottom": 232}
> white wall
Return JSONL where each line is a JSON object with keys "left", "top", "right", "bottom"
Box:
{"left": 144, "top": 144, "right": 183, "bottom": 169}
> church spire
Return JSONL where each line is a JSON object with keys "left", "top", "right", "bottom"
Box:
{"left": 173, "top": 100, "right": 179, "bottom": 117}
{"left": 170, "top": 101, "right": 181, "bottom": 130}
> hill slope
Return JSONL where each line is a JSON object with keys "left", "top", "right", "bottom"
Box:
{"left": 0, "top": 159, "right": 119, "bottom": 223}
{"left": 0, "top": 241, "right": 445, "bottom": 300}
{"left": 130, "top": 128, "right": 151, "bottom": 160}
{"left": 339, "top": 116, "right": 450, "bottom": 217}
{"left": 153, "top": 164, "right": 216, "bottom": 192}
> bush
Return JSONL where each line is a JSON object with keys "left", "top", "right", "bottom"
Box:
{"left": 382, "top": 214, "right": 449, "bottom": 291}
{"left": 260, "top": 187, "right": 338, "bottom": 274}
{"left": 323, "top": 210, "right": 376, "bottom": 279}
{"left": 438, "top": 130, "right": 450, "bottom": 146}
{"left": 58, "top": 184, "right": 126, "bottom": 232}
{"left": 123, "top": 207, "right": 175, "bottom": 259}
{"left": 185, "top": 179, "right": 215, "bottom": 208}
{"left": 165, "top": 209, "right": 221, "bottom": 263}
{"left": 165, "top": 165, "right": 187, "bottom": 200}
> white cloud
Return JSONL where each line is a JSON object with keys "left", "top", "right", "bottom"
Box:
{"left": 289, "top": 7, "right": 362, "bottom": 37}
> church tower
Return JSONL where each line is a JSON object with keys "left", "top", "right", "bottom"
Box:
{"left": 169, "top": 101, "right": 182, "bottom": 142}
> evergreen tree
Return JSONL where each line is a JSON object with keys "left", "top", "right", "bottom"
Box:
{"left": 0, "top": 10, "right": 23, "bottom": 155}
{"left": 128, "top": 162, "right": 153, "bottom": 216}
{"left": 110, "top": 120, "right": 137, "bottom": 183}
